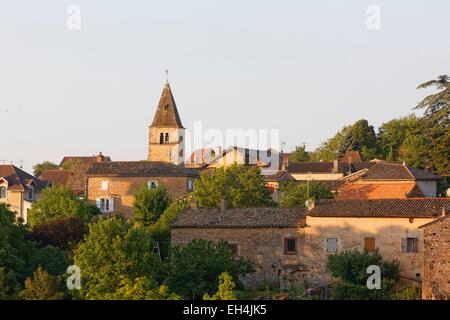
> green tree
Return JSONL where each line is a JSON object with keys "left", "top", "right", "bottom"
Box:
{"left": 203, "top": 272, "right": 237, "bottom": 300}
{"left": 111, "top": 277, "right": 181, "bottom": 300}
{"left": 280, "top": 182, "right": 333, "bottom": 208}
{"left": 18, "top": 266, "right": 64, "bottom": 300}
{"left": 164, "top": 240, "right": 255, "bottom": 299}
{"left": 289, "top": 145, "right": 310, "bottom": 162}
{"left": 415, "top": 75, "right": 450, "bottom": 175}
{"left": 73, "top": 217, "right": 161, "bottom": 299}
{"left": 28, "top": 185, "right": 99, "bottom": 226}
{"left": 33, "top": 161, "right": 59, "bottom": 176}
{"left": 60, "top": 158, "right": 83, "bottom": 170}
{"left": 326, "top": 249, "right": 399, "bottom": 300}
{"left": 312, "top": 119, "right": 378, "bottom": 161}
{"left": 148, "top": 200, "right": 190, "bottom": 241}
{"left": 193, "top": 164, "right": 275, "bottom": 208}
{"left": 133, "top": 185, "right": 170, "bottom": 226}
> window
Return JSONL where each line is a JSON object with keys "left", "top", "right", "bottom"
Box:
{"left": 284, "top": 238, "right": 297, "bottom": 255}
{"left": 101, "top": 180, "right": 108, "bottom": 191}
{"left": 402, "top": 237, "right": 419, "bottom": 253}
{"left": 148, "top": 180, "right": 158, "bottom": 189}
{"left": 364, "top": 237, "right": 376, "bottom": 253}
{"left": 160, "top": 133, "right": 164, "bottom": 144}
{"left": 326, "top": 238, "right": 338, "bottom": 254}
{"left": 164, "top": 104, "right": 169, "bottom": 111}
{"left": 0, "top": 186, "right": 6, "bottom": 198}
{"left": 97, "top": 198, "right": 114, "bottom": 213}
{"left": 228, "top": 243, "right": 238, "bottom": 256}
{"left": 27, "top": 187, "right": 34, "bottom": 200}
{"left": 165, "top": 133, "right": 169, "bottom": 144}
{"left": 187, "top": 179, "right": 194, "bottom": 191}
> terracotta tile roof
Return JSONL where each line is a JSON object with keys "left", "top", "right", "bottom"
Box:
{"left": 361, "top": 162, "right": 441, "bottom": 181}
{"left": 86, "top": 161, "right": 199, "bottom": 177}
{"left": 0, "top": 165, "right": 45, "bottom": 192}
{"left": 262, "top": 170, "right": 294, "bottom": 182}
{"left": 336, "top": 182, "right": 424, "bottom": 200}
{"left": 59, "top": 155, "right": 111, "bottom": 167}
{"left": 172, "top": 207, "right": 307, "bottom": 228}
{"left": 309, "top": 198, "right": 450, "bottom": 218}
{"left": 38, "top": 170, "right": 71, "bottom": 186}
{"left": 150, "top": 82, "right": 184, "bottom": 128}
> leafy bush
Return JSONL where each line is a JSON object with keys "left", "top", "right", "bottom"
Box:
{"left": 133, "top": 185, "right": 170, "bottom": 226}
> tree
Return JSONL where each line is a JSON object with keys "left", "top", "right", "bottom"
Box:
{"left": 148, "top": 200, "right": 190, "bottom": 241}
{"left": 33, "top": 161, "right": 60, "bottom": 176}
{"left": 415, "top": 75, "right": 450, "bottom": 175}
{"left": 73, "top": 217, "right": 161, "bottom": 299}
{"left": 18, "top": 267, "right": 64, "bottom": 300}
{"left": 28, "top": 246, "right": 70, "bottom": 277}
{"left": 111, "top": 277, "right": 181, "bottom": 300}
{"left": 28, "top": 185, "right": 99, "bottom": 226}
{"left": 60, "top": 158, "right": 83, "bottom": 170}
{"left": 133, "top": 185, "right": 170, "bottom": 226}
{"left": 289, "top": 145, "right": 310, "bottom": 162}
{"left": 27, "top": 217, "right": 88, "bottom": 251}
{"left": 280, "top": 182, "right": 333, "bottom": 208}
{"left": 164, "top": 239, "right": 255, "bottom": 299}
{"left": 312, "top": 119, "right": 378, "bottom": 161}
{"left": 326, "top": 249, "right": 399, "bottom": 300}
{"left": 203, "top": 272, "right": 237, "bottom": 300}
{"left": 193, "top": 164, "right": 275, "bottom": 208}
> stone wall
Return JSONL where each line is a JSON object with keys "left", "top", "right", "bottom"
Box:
{"left": 88, "top": 175, "right": 193, "bottom": 218}
{"left": 421, "top": 216, "right": 449, "bottom": 300}
{"left": 171, "top": 227, "right": 308, "bottom": 289}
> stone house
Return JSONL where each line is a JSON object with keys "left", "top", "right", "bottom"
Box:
{"left": 39, "top": 152, "right": 111, "bottom": 196}
{"left": 171, "top": 206, "right": 308, "bottom": 289}
{"left": 86, "top": 161, "right": 198, "bottom": 218}
{"left": 0, "top": 164, "right": 46, "bottom": 223}
{"left": 419, "top": 213, "right": 449, "bottom": 300}
{"left": 171, "top": 198, "right": 449, "bottom": 290}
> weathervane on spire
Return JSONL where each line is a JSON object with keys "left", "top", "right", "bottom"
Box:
{"left": 165, "top": 69, "right": 169, "bottom": 83}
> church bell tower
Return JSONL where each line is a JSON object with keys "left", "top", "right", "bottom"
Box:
{"left": 147, "top": 79, "right": 185, "bottom": 165}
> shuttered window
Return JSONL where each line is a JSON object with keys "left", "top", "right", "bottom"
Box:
{"left": 364, "top": 237, "right": 376, "bottom": 253}
{"left": 96, "top": 197, "right": 114, "bottom": 213}
{"left": 326, "top": 238, "right": 338, "bottom": 254}
{"left": 402, "top": 237, "right": 419, "bottom": 253}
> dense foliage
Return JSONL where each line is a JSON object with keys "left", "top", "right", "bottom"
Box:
{"left": 164, "top": 240, "right": 255, "bottom": 299}
{"left": 280, "top": 182, "right": 333, "bottom": 208}
{"left": 28, "top": 185, "right": 100, "bottom": 226}
{"left": 326, "top": 250, "right": 400, "bottom": 300}
{"left": 133, "top": 185, "right": 170, "bottom": 226}
{"left": 193, "top": 164, "right": 275, "bottom": 208}
{"left": 18, "top": 267, "right": 64, "bottom": 300}
{"left": 32, "top": 161, "right": 59, "bottom": 176}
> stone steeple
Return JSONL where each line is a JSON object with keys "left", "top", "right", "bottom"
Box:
{"left": 147, "top": 80, "right": 185, "bottom": 165}
{"left": 150, "top": 81, "right": 184, "bottom": 129}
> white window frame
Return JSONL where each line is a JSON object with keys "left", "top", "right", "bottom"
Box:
{"left": 0, "top": 186, "right": 6, "bottom": 199}
{"left": 187, "top": 179, "right": 194, "bottom": 191}
{"left": 101, "top": 180, "right": 109, "bottom": 191}
{"left": 97, "top": 197, "right": 114, "bottom": 213}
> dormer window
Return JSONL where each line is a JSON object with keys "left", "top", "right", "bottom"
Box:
{"left": 0, "top": 186, "right": 6, "bottom": 199}
{"left": 27, "top": 187, "right": 34, "bottom": 201}
{"left": 164, "top": 104, "right": 169, "bottom": 111}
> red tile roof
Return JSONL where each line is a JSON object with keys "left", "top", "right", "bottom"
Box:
{"left": 309, "top": 198, "right": 450, "bottom": 218}
{"left": 336, "top": 182, "right": 424, "bottom": 200}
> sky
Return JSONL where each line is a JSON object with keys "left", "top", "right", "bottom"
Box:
{"left": 1, "top": 0, "right": 449, "bottom": 173}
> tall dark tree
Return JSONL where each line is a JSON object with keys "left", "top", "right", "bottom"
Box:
{"left": 289, "top": 145, "right": 310, "bottom": 162}
{"left": 32, "top": 161, "right": 59, "bottom": 176}
{"left": 415, "top": 75, "right": 450, "bottom": 175}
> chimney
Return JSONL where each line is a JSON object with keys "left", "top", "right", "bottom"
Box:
{"left": 96, "top": 152, "right": 105, "bottom": 162}
{"left": 305, "top": 199, "right": 315, "bottom": 211}
{"left": 191, "top": 199, "right": 198, "bottom": 210}
{"left": 333, "top": 159, "right": 339, "bottom": 173}
{"left": 220, "top": 198, "right": 227, "bottom": 211}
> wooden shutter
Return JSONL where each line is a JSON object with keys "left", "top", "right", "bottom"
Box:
{"left": 401, "top": 237, "right": 407, "bottom": 253}
{"left": 364, "top": 237, "right": 375, "bottom": 252}
{"left": 109, "top": 198, "right": 114, "bottom": 212}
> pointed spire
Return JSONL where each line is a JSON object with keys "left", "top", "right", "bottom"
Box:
{"left": 150, "top": 77, "right": 184, "bottom": 128}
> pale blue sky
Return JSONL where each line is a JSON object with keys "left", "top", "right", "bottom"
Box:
{"left": 1, "top": 0, "right": 449, "bottom": 172}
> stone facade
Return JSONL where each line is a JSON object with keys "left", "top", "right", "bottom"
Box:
{"left": 87, "top": 175, "right": 194, "bottom": 218}
{"left": 171, "top": 227, "right": 307, "bottom": 289}
{"left": 420, "top": 215, "right": 450, "bottom": 300}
